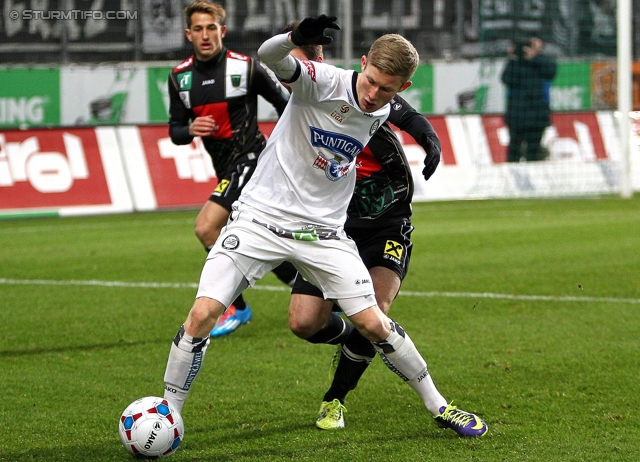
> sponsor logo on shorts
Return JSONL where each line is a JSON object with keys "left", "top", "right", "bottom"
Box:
{"left": 354, "top": 278, "right": 371, "bottom": 286}
{"left": 221, "top": 234, "right": 240, "bottom": 250}
{"left": 214, "top": 179, "right": 230, "bottom": 195}
{"left": 383, "top": 240, "right": 403, "bottom": 264}
{"left": 252, "top": 219, "right": 339, "bottom": 241}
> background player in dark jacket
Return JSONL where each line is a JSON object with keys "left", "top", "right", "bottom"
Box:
{"left": 501, "top": 37, "right": 557, "bottom": 162}
{"left": 282, "top": 37, "right": 482, "bottom": 435}
{"left": 169, "top": 1, "right": 295, "bottom": 337}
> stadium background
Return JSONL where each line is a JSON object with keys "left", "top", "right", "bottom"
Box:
{"left": 1, "top": 0, "right": 639, "bottom": 217}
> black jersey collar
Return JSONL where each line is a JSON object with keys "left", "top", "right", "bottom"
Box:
{"left": 351, "top": 71, "right": 359, "bottom": 109}
{"left": 194, "top": 47, "right": 227, "bottom": 71}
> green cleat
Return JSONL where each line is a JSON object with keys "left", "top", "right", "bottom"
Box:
{"left": 316, "top": 399, "right": 346, "bottom": 430}
{"left": 434, "top": 403, "right": 488, "bottom": 437}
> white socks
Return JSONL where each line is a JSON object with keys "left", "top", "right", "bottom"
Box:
{"left": 163, "top": 326, "right": 210, "bottom": 413}
{"left": 374, "top": 320, "right": 447, "bottom": 415}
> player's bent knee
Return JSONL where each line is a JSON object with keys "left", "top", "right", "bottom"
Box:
{"left": 349, "top": 310, "right": 390, "bottom": 344}
{"left": 288, "top": 318, "right": 311, "bottom": 339}
{"left": 354, "top": 324, "right": 386, "bottom": 343}
{"left": 289, "top": 315, "right": 325, "bottom": 339}
{"left": 194, "top": 222, "right": 221, "bottom": 248}
{"left": 190, "top": 298, "right": 224, "bottom": 327}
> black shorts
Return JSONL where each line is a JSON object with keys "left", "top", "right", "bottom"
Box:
{"left": 291, "top": 219, "right": 414, "bottom": 296}
{"left": 208, "top": 153, "right": 259, "bottom": 211}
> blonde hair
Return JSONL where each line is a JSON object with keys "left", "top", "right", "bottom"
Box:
{"left": 367, "top": 34, "right": 419, "bottom": 84}
{"left": 183, "top": 1, "right": 226, "bottom": 28}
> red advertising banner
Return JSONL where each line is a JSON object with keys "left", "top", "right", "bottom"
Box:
{"left": 0, "top": 127, "right": 124, "bottom": 211}
{"left": 422, "top": 117, "right": 456, "bottom": 165}
{"left": 135, "top": 126, "right": 219, "bottom": 209}
{"left": 481, "top": 112, "right": 609, "bottom": 163}
{"left": 1, "top": 112, "right": 629, "bottom": 217}
{"left": 127, "top": 123, "right": 279, "bottom": 210}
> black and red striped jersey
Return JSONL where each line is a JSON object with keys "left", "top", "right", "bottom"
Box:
{"left": 168, "top": 48, "right": 288, "bottom": 175}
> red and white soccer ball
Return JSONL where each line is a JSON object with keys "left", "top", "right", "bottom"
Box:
{"left": 118, "top": 396, "right": 184, "bottom": 459}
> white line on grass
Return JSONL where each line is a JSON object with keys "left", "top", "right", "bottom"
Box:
{"left": 1, "top": 278, "right": 639, "bottom": 304}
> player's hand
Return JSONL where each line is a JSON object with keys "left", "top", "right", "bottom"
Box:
{"left": 422, "top": 138, "right": 441, "bottom": 181}
{"left": 290, "top": 15, "right": 340, "bottom": 46}
{"left": 189, "top": 116, "right": 215, "bottom": 137}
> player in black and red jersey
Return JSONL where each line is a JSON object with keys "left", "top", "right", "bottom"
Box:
{"left": 169, "top": 1, "right": 295, "bottom": 337}
{"left": 281, "top": 39, "right": 482, "bottom": 435}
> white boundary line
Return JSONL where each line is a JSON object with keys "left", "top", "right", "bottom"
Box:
{"left": 1, "top": 278, "right": 639, "bottom": 304}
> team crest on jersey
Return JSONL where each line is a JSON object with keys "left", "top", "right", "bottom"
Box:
{"left": 383, "top": 240, "right": 404, "bottom": 264}
{"left": 313, "top": 153, "right": 351, "bottom": 181}
{"left": 222, "top": 234, "right": 240, "bottom": 250}
{"left": 231, "top": 74, "right": 242, "bottom": 87}
{"left": 369, "top": 119, "right": 380, "bottom": 136}
{"left": 179, "top": 91, "right": 191, "bottom": 109}
{"left": 178, "top": 71, "right": 192, "bottom": 90}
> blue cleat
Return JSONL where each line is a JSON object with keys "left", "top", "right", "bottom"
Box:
{"left": 210, "top": 305, "right": 252, "bottom": 338}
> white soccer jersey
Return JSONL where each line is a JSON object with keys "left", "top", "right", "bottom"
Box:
{"left": 240, "top": 34, "right": 390, "bottom": 228}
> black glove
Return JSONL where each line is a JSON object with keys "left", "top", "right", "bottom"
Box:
{"left": 422, "top": 137, "right": 441, "bottom": 181}
{"left": 290, "top": 15, "right": 340, "bottom": 46}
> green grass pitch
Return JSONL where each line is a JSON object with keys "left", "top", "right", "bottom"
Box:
{"left": 1, "top": 196, "right": 639, "bottom": 461}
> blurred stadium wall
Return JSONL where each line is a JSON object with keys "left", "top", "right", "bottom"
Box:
{"left": 1, "top": 1, "right": 639, "bottom": 211}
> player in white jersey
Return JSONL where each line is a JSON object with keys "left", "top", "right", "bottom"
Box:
{"left": 239, "top": 48, "right": 390, "bottom": 227}
{"left": 160, "top": 15, "right": 487, "bottom": 438}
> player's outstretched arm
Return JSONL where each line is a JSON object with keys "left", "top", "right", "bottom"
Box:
{"left": 387, "top": 95, "right": 441, "bottom": 181}
{"left": 258, "top": 33, "right": 299, "bottom": 82}
{"left": 258, "top": 15, "right": 339, "bottom": 83}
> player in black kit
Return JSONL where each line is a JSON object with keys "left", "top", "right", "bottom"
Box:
{"left": 168, "top": 1, "right": 295, "bottom": 337}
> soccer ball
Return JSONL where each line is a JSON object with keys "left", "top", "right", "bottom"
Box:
{"left": 118, "top": 396, "right": 184, "bottom": 459}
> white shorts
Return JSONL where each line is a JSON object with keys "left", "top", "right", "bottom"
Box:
{"left": 196, "top": 202, "right": 376, "bottom": 316}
